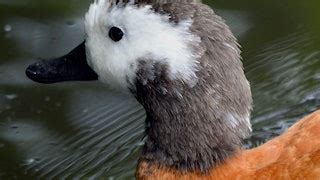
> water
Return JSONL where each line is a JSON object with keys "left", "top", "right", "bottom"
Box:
{"left": 0, "top": 0, "right": 320, "bottom": 179}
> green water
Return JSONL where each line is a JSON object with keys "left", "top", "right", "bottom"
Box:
{"left": 0, "top": 0, "right": 319, "bottom": 179}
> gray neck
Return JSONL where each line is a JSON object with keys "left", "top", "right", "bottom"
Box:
{"left": 129, "top": 3, "right": 252, "bottom": 172}
{"left": 131, "top": 57, "right": 252, "bottom": 172}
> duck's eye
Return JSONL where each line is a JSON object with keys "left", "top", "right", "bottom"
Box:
{"left": 109, "top": 26, "right": 124, "bottom": 42}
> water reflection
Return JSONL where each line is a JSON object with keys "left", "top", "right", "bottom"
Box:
{"left": 245, "top": 31, "right": 320, "bottom": 145}
{"left": 0, "top": 84, "right": 145, "bottom": 178}
{"left": 0, "top": 0, "right": 319, "bottom": 179}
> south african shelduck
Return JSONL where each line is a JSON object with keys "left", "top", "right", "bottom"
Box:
{"left": 26, "top": 0, "right": 320, "bottom": 179}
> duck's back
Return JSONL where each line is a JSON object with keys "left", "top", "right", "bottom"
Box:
{"left": 137, "top": 110, "right": 320, "bottom": 179}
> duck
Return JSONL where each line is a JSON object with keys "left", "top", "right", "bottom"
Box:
{"left": 25, "top": 0, "right": 320, "bottom": 179}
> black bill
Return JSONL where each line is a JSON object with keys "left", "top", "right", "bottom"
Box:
{"left": 26, "top": 41, "right": 98, "bottom": 84}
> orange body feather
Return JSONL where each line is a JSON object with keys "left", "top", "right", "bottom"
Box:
{"left": 137, "top": 110, "right": 320, "bottom": 179}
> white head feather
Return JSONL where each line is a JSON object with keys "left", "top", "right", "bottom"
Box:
{"left": 85, "top": 0, "right": 201, "bottom": 90}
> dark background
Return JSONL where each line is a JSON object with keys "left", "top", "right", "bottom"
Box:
{"left": 0, "top": 0, "right": 320, "bottom": 179}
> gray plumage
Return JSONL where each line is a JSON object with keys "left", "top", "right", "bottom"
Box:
{"left": 124, "top": 1, "right": 253, "bottom": 173}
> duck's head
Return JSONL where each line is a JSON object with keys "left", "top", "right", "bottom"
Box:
{"left": 26, "top": 0, "right": 252, "bottom": 173}
{"left": 26, "top": 0, "right": 200, "bottom": 90}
